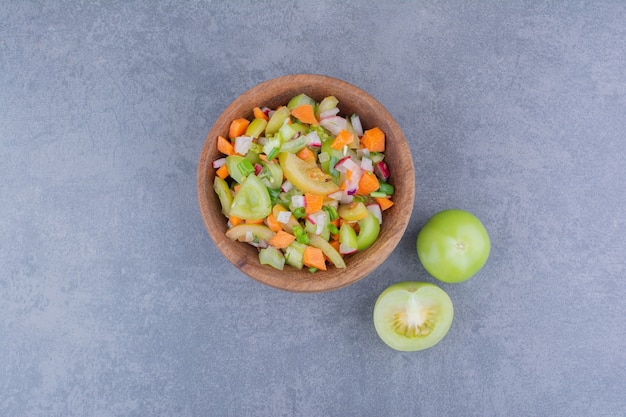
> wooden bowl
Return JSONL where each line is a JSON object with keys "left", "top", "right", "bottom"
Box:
{"left": 197, "top": 74, "right": 415, "bottom": 292}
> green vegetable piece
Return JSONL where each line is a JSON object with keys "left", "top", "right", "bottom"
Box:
{"left": 259, "top": 160, "right": 283, "bottom": 189}
{"left": 259, "top": 246, "right": 285, "bottom": 270}
{"left": 213, "top": 176, "right": 233, "bottom": 217}
{"left": 356, "top": 210, "right": 380, "bottom": 251}
{"left": 245, "top": 118, "right": 268, "bottom": 138}
{"left": 377, "top": 182, "right": 395, "bottom": 195}
{"left": 316, "top": 96, "right": 339, "bottom": 118}
{"left": 265, "top": 106, "right": 291, "bottom": 136}
{"left": 229, "top": 174, "right": 272, "bottom": 221}
{"left": 225, "top": 224, "right": 276, "bottom": 242}
{"left": 287, "top": 93, "right": 316, "bottom": 110}
{"left": 225, "top": 155, "right": 247, "bottom": 184}
{"left": 339, "top": 222, "right": 358, "bottom": 251}
{"left": 284, "top": 241, "right": 307, "bottom": 269}
{"left": 308, "top": 234, "right": 346, "bottom": 268}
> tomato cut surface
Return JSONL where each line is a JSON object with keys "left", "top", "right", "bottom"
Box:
{"left": 373, "top": 282, "right": 454, "bottom": 351}
{"left": 278, "top": 152, "right": 339, "bottom": 196}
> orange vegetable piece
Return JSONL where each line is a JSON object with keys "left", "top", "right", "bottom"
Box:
{"left": 268, "top": 230, "right": 296, "bottom": 249}
{"left": 360, "top": 127, "right": 385, "bottom": 152}
{"left": 329, "top": 239, "right": 340, "bottom": 252}
{"left": 291, "top": 104, "right": 318, "bottom": 125}
{"left": 331, "top": 129, "right": 354, "bottom": 150}
{"left": 265, "top": 212, "right": 283, "bottom": 232}
{"left": 217, "top": 135, "right": 235, "bottom": 156}
{"left": 253, "top": 106, "right": 269, "bottom": 121}
{"left": 304, "top": 192, "right": 324, "bottom": 216}
{"left": 215, "top": 164, "right": 229, "bottom": 179}
{"left": 296, "top": 147, "right": 315, "bottom": 162}
{"left": 229, "top": 118, "right": 250, "bottom": 139}
{"left": 357, "top": 171, "right": 380, "bottom": 196}
{"left": 303, "top": 246, "right": 327, "bottom": 271}
{"left": 374, "top": 197, "right": 395, "bottom": 211}
{"left": 245, "top": 218, "right": 265, "bottom": 225}
{"left": 229, "top": 215, "right": 243, "bottom": 226}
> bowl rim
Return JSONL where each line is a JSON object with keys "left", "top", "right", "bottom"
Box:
{"left": 197, "top": 73, "right": 415, "bottom": 292}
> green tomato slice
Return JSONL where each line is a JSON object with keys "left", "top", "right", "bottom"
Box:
{"left": 416, "top": 209, "right": 491, "bottom": 283}
{"left": 356, "top": 211, "right": 380, "bottom": 251}
{"left": 229, "top": 174, "right": 272, "bottom": 221}
{"left": 308, "top": 234, "right": 346, "bottom": 269}
{"left": 373, "top": 282, "right": 454, "bottom": 352}
{"left": 225, "top": 155, "right": 247, "bottom": 184}
{"left": 213, "top": 176, "right": 233, "bottom": 217}
{"left": 225, "top": 224, "right": 276, "bottom": 242}
{"left": 278, "top": 152, "right": 340, "bottom": 196}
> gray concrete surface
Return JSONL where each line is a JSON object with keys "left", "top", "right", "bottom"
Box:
{"left": 1, "top": 1, "right": 625, "bottom": 416}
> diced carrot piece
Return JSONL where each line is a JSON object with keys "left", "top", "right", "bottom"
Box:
{"left": 296, "top": 147, "right": 315, "bottom": 162}
{"left": 329, "top": 239, "right": 340, "bottom": 252}
{"left": 253, "top": 106, "right": 269, "bottom": 121}
{"left": 215, "top": 164, "right": 229, "bottom": 179}
{"left": 304, "top": 192, "right": 324, "bottom": 216}
{"left": 291, "top": 104, "right": 318, "bottom": 125}
{"left": 217, "top": 135, "right": 235, "bottom": 156}
{"left": 374, "top": 197, "right": 395, "bottom": 211}
{"left": 233, "top": 184, "right": 241, "bottom": 193}
{"left": 268, "top": 230, "right": 296, "bottom": 249}
{"left": 303, "top": 246, "right": 327, "bottom": 271}
{"left": 360, "top": 127, "right": 385, "bottom": 152}
{"left": 229, "top": 118, "right": 250, "bottom": 139}
{"left": 229, "top": 215, "right": 243, "bottom": 226}
{"left": 357, "top": 171, "right": 380, "bottom": 196}
{"left": 245, "top": 218, "right": 264, "bottom": 225}
{"left": 265, "top": 212, "right": 283, "bottom": 232}
{"left": 330, "top": 129, "right": 354, "bottom": 150}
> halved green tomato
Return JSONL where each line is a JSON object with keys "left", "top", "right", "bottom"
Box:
{"left": 278, "top": 152, "right": 340, "bottom": 196}
{"left": 229, "top": 174, "right": 272, "bottom": 221}
{"left": 373, "top": 282, "right": 454, "bottom": 352}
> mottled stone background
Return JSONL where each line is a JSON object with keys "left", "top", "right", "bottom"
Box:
{"left": 1, "top": 1, "right": 625, "bottom": 416}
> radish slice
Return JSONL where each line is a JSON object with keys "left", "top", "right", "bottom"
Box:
{"left": 374, "top": 160, "right": 390, "bottom": 181}
{"left": 367, "top": 204, "right": 383, "bottom": 225}
{"left": 254, "top": 163, "right": 263, "bottom": 175}
{"left": 306, "top": 131, "right": 322, "bottom": 147}
{"left": 319, "top": 116, "right": 347, "bottom": 136}
{"left": 307, "top": 210, "right": 328, "bottom": 235}
{"left": 212, "top": 158, "right": 227, "bottom": 168}
{"left": 319, "top": 108, "right": 340, "bottom": 119}
{"left": 339, "top": 243, "right": 357, "bottom": 255}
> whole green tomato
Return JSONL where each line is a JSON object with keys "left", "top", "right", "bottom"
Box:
{"left": 416, "top": 209, "right": 490, "bottom": 283}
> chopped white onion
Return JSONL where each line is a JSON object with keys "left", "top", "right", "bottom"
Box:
{"left": 350, "top": 114, "right": 364, "bottom": 136}
{"left": 234, "top": 136, "right": 253, "bottom": 155}
{"left": 360, "top": 157, "right": 373, "bottom": 172}
{"left": 281, "top": 180, "right": 293, "bottom": 192}
{"left": 276, "top": 210, "right": 292, "bottom": 224}
{"left": 291, "top": 195, "right": 305, "bottom": 209}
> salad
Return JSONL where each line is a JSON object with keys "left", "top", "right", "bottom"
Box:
{"left": 212, "top": 93, "right": 395, "bottom": 272}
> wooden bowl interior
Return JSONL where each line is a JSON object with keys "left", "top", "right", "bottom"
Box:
{"left": 198, "top": 74, "right": 415, "bottom": 292}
